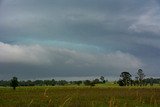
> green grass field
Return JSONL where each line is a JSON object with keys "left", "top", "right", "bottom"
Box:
{"left": 0, "top": 85, "right": 160, "bottom": 107}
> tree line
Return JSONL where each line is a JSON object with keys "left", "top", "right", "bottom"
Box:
{"left": 117, "top": 69, "right": 159, "bottom": 86}
{"left": 0, "top": 69, "right": 160, "bottom": 90}
{"left": 0, "top": 76, "right": 107, "bottom": 90}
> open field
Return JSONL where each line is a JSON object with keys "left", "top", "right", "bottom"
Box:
{"left": 0, "top": 85, "right": 160, "bottom": 107}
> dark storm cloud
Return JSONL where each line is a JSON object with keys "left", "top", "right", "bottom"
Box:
{"left": 0, "top": 0, "right": 160, "bottom": 79}
{"left": 0, "top": 42, "right": 142, "bottom": 79}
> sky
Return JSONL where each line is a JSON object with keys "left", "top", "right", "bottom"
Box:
{"left": 0, "top": 0, "right": 160, "bottom": 80}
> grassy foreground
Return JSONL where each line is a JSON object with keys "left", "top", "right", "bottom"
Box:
{"left": 0, "top": 85, "right": 160, "bottom": 107}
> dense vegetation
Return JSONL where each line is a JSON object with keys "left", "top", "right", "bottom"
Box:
{"left": 1, "top": 69, "right": 159, "bottom": 88}
{"left": 0, "top": 77, "right": 159, "bottom": 87}
{"left": 0, "top": 78, "right": 103, "bottom": 87}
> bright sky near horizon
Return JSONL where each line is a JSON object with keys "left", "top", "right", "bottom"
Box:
{"left": 0, "top": 0, "right": 160, "bottom": 80}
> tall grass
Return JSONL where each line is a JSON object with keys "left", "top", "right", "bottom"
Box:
{"left": 0, "top": 86, "right": 159, "bottom": 107}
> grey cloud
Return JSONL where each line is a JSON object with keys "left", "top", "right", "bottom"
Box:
{"left": 0, "top": 0, "right": 160, "bottom": 79}
{"left": 136, "top": 37, "right": 160, "bottom": 50}
{"left": 128, "top": 1, "right": 160, "bottom": 35}
{"left": 0, "top": 42, "right": 142, "bottom": 79}
{"left": 0, "top": 0, "right": 153, "bottom": 47}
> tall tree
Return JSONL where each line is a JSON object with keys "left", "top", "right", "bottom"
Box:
{"left": 119, "top": 72, "right": 132, "bottom": 86}
{"left": 100, "top": 76, "right": 105, "bottom": 83}
{"left": 137, "top": 69, "right": 145, "bottom": 86}
{"left": 10, "top": 77, "right": 19, "bottom": 90}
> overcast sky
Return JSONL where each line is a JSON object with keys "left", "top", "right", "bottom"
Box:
{"left": 0, "top": 0, "right": 160, "bottom": 80}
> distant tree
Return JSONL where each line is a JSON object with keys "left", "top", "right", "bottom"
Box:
{"left": 10, "top": 77, "right": 19, "bottom": 90}
{"left": 44, "top": 80, "right": 52, "bottom": 86}
{"left": 34, "top": 80, "right": 43, "bottom": 86}
{"left": 51, "top": 79, "right": 56, "bottom": 86}
{"left": 57, "top": 80, "right": 68, "bottom": 86}
{"left": 74, "top": 81, "right": 82, "bottom": 86}
{"left": 90, "top": 82, "right": 95, "bottom": 86}
{"left": 137, "top": 69, "right": 145, "bottom": 86}
{"left": 93, "top": 78, "right": 100, "bottom": 84}
{"left": 117, "top": 79, "right": 124, "bottom": 86}
{"left": 26, "top": 80, "right": 35, "bottom": 86}
{"left": 119, "top": 71, "right": 132, "bottom": 86}
{"left": 100, "top": 76, "right": 105, "bottom": 83}
{"left": 83, "top": 80, "right": 96, "bottom": 86}
{"left": 0, "top": 80, "right": 10, "bottom": 86}
{"left": 130, "top": 80, "right": 134, "bottom": 86}
{"left": 83, "top": 80, "right": 91, "bottom": 86}
{"left": 19, "top": 81, "right": 27, "bottom": 86}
